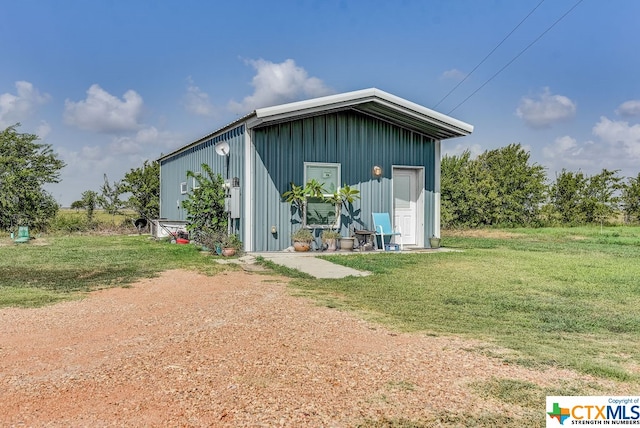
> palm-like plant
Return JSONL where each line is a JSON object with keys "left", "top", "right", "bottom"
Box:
{"left": 327, "top": 184, "right": 360, "bottom": 231}
{"left": 282, "top": 179, "right": 328, "bottom": 220}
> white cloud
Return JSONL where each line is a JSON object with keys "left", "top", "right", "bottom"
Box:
{"left": 183, "top": 77, "right": 216, "bottom": 117}
{"left": 52, "top": 126, "right": 183, "bottom": 205}
{"left": 543, "top": 135, "right": 586, "bottom": 161}
{"left": 81, "top": 145, "right": 106, "bottom": 161}
{"left": 441, "top": 68, "right": 466, "bottom": 81}
{"left": 64, "top": 84, "right": 143, "bottom": 133}
{"left": 616, "top": 100, "right": 640, "bottom": 117}
{"left": 0, "top": 81, "right": 51, "bottom": 127}
{"left": 516, "top": 87, "right": 576, "bottom": 129}
{"left": 542, "top": 135, "right": 597, "bottom": 173}
{"left": 541, "top": 115, "right": 640, "bottom": 177}
{"left": 108, "top": 126, "right": 181, "bottom": 156}
{"left": 37, "top": 121, "right": 52, "bottom": 139}
{"left": 229, "top": 58, "right": 334, "bottom": 113}
{"left": 592, "top": 116, "right": 640, "bottom": 158}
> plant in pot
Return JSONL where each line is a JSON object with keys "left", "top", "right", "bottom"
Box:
{"left": 321, "top": 229, "right": 341, "bottom": 251}
{"left": 220, "top": 233, "right": 243, "bottom": 256}
{"left": 193, "top": 229, "right": 242, "bottom": 257}
{"left": 291, "top": 228, "right": 314, "bottom": 252}
{"left": 282, "top": 182, "right": 307, "bottom": 222}
{"left": 326, "top": 184, "right": 361, "bottom": 251}
{"left": 282, "top": 179, "right": 327, "bottom": 226}
{"left": 429, "top": 235, "right": 441, "bottom": 249}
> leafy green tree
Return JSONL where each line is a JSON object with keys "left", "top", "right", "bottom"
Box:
{"left": 584, "top": 169, "right": 622, "bottom": 228}
{"left": 70, "top": 200, "right": 84, "bottom": 211}
{"left": 120, "top": 160, "right": 159, "bottom": 219}
{"left": 441, "top": 144, "right": 546, "bottom": 227}
{"left": 466, "top": 154, "right": 501, "bottom": 226}
{"left": 97, "top": 174, "right": 124, "bottom": 223}
{"left": 0, "top": 124, "right": 65, "bottom": 231}
{"left": 547, "top": 169, "right": 588, "bottom": 225}
{"left": 547, "top": 169, "right": 623, "bottom": 226}
{"left": 476, "top": 144, "right": 546, "bottom": 226}
{"left": 621, "top": 173, "right": 640, "bottom": 223}
{"left": 181, "top": 163, "right": 227, "bottom": 234}
{"left": 441, "top": 150, "right": 473, "bottom": 228}
{"left": 81, "top": 190, "right": 98, "bottom": 224}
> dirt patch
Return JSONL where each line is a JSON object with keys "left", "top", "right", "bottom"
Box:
{"left": 0, "top": 269, "right": 604, "bottom": 426}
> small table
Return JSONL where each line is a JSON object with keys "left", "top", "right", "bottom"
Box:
{"left": 353, "top": 230, "right": 375, "bottom": 251}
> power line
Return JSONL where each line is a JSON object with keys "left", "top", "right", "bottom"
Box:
{"left": 434, "top": 0, "right": 546, "bottom": 109}
{"left": 447, "top": 0, "right": 584, "bottom": 115}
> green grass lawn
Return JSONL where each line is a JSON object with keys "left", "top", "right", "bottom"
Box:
{"left": 288, "top": 226, "right": 640, "bottom": 384}
{"left": 0, "top": 234, "right": 223, "bottom": 307}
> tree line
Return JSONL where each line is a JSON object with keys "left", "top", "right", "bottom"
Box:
{"left": 69, "top": 159, "right": 160, "bottom": 228}
{"left": 441, "top": 143, "right": 640, "bottom": 228}
{"left": 0, "top": 124, "right": 159, "bottom": 232}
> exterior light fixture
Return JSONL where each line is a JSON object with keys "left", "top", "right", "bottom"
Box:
{"left": 372, "top": 165, "right": 383, "bottom": 178}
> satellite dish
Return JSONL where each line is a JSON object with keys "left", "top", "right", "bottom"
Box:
{"left": 215, "top": 141, "right": 230, "bottom": 157}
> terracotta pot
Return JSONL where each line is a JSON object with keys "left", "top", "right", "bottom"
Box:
{"left": 222, "top": 247, "right": 236, "bottom": 257}
{"left": 293, "top": 241, "right": 311, "bottom": 252}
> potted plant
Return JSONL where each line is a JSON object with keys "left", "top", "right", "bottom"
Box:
{"left": 429, "top": 235, "right": 441, "bottom": 249}
{"left": 327, "top": 184, "right": 361, "bottom": 251}
{"left": 321, "top": 229, "right": 341, "bottom": 251}
{"left": 220, "top": 233, "right": 243, "bottom": 257}
{"left": 194, "top": 229, "right": 242, "bottom": 257}
{"left": 282, "top": 179, "right": 328, "bottom": 227}
{"left": 291, "top": 228, "right": 314, "bottom": 252}
{"left": 282, "top": 182, "right": 307, "bottom": 220}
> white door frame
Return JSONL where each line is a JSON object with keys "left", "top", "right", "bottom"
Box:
{"left": 392, "top": 166, "right": 424, "bottom": 247}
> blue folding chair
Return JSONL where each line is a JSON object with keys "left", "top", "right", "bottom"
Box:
{"left": 372, "top": 213, "right": 402, "bottom": 251}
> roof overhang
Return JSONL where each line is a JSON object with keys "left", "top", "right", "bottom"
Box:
{"left": 246, "top": 88, "right": 473, "bottom": 140}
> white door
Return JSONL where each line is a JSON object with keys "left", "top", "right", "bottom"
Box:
{"left": 393, "top": 169, "right": 418, "bottom": 246}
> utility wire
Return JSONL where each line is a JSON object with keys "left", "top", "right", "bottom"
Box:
{"left": 434, "top": 0, "right": 546, "bottom": 109}
{"left": 448, "top": 0, "right": 584, "bottom": 114}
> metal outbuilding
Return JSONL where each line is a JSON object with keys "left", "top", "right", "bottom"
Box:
{"left": 158, "top": 88, "right": 473, "bottom": 252}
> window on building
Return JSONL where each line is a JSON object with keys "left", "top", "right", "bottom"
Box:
{"left": 192, "top": 172, "right": 201, "bottom": 190}
{"left": 180, "top": 182, "right": 187, "bottom": 194}
{"left": 303, "top": 162, "right": 340, "bottom": 228}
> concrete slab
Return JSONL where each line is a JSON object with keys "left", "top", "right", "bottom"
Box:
{"left": 242, "top": 247, "right": 456, "bottom": 279}
{"left": 250, "top": 252, "right": 371, "bottom": 279}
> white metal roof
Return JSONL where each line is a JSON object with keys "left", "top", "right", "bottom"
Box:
{"left": 247, "top": 88, "right": 473, "bottom": 140}
{"left": 159, "top": 88, "right": 473, "bottom": 161}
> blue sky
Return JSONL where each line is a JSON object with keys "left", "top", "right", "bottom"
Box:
{"left": 2, "top": 0, "right": 640, "bottom": 206}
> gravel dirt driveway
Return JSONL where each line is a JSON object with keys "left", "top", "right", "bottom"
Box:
{"left": 0, "top": 269, "right": 597, "bottom": 427}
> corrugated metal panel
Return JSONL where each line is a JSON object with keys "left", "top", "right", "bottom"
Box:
{"left": 251, "top": 110, "right": 436, "bottom": 251}
{"left": 159, "top": 125, "right": 245, "bottom": 240}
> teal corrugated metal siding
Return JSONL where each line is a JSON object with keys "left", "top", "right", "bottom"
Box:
{"left": 159, "top": 125, "right": 245, "bottom": 237}
{"left": 252, "top": 111, "right": 436, "bottom": 251}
